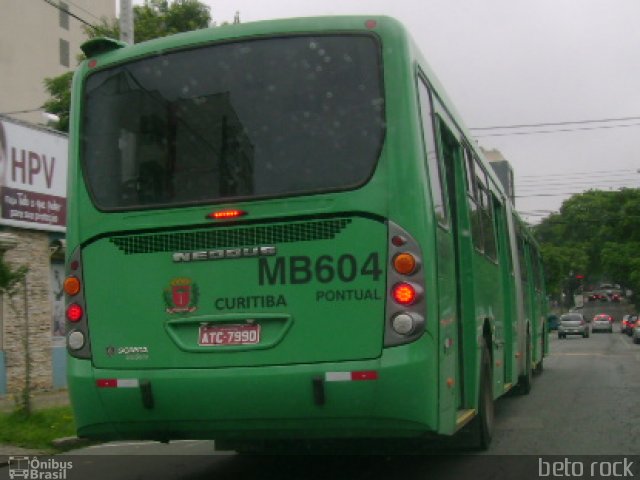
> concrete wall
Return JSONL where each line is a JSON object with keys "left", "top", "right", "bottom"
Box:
{"left": 0, "top": 0, "right": 115, "bottom": 125}
{"left": 1, "top": 228, "right": 55, "bottom": 393}
{"left": 0, "top": 350, "right": 6, "bottom": 394}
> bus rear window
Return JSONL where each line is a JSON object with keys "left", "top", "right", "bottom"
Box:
{"left": 81, "top": 35, "right": 384, "bottom": 210}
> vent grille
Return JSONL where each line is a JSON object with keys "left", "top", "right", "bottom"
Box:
{"left": 110, "top": 218, "right": 352, "bottom": 255}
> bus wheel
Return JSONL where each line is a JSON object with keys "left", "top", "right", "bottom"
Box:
{"left": 534, "top": 337, "right": 544, "bottom": 375}
{"left": 469, "top": 344, "right": 494, "bottom": 450}
{"left": 517, "top": 334, "right": 532, "bottom": 395}
{"left": 534, "top": 356, "right": 544, "bottom": 375}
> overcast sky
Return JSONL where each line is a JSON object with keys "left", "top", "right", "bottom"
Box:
{"left": 129, "top": 0, "right": 640, "bottom": 222}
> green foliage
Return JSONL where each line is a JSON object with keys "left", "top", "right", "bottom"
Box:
{"left": 85, "top": 0, "right": 211, "bottom": 44}
{"left": 42, "top": 72, "right": 74, "bottom": 133}
{"left": 535, "top": 188, "right": 640, "bottom": 300}
{"left": 0, "top": 406, "right": 76, "bottom": 452}
{"left": 540, "top": 243, "right": 588, "bottom": 296}
{"left": 0, "top": 257, "right": 27, "bottom": 298}
{"left": 42, "top": 0, "right": 212, "bottom": 132}
{"left": 133, "top": 0, "right": 211, "bottom": 43}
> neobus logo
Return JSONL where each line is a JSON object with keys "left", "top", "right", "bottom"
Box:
{"left": 172, "top": 245, "right": 277, "bottom": 263}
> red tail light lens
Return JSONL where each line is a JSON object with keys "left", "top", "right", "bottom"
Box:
{"left": 207, "top": 209, "right": 246, "bottom": 220}
{"left": 392, "top": 283, "right": 417, "bottom": 305}
{"left": 66, "top": 303, "right": 83, "bottom": 322}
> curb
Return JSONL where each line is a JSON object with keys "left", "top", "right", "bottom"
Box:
{"left": 51, "top": 436, "right": 91, "bottom": 449}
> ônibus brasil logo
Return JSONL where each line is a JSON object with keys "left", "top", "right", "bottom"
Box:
{"left": 163, "top": 277, "right": 199, "bottom": 314}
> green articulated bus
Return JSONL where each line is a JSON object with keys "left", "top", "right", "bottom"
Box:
{"left": 65, "top": 16, "right": 548, "bottom": 451}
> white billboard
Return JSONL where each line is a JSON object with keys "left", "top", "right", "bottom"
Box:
{"left": 0, "top": 116, "right": 67, "bottom": 232}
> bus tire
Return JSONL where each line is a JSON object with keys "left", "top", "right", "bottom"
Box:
{"left": 534, "top": 356, "right": 544, "bottom": 375}
{"left": 517, "top": 333, "right": 532, "bottom": 395}
{"left": 535, "top": 337, "right": 544, "bottom": 375}
{"left": 469, "top": 344, "right": 494, "bottom": 450}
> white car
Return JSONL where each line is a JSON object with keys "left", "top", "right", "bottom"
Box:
{"left": 592, "top": 314, "right": 613, "bottom": 333}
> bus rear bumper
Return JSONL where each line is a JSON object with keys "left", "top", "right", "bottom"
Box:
{"left": 68, "top": 343, "right": 438, "bottom": 441}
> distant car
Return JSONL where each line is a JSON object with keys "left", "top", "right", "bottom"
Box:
{"left": 623, "top": 315, "right": 638, "bottom": 336}
{"left": 592, "top": 314, "right": 613, "bottom": 333}
{"left": 558, "top": 313, "right": 590, "bottom": 339}
{"left": 621, "top": 315, "right": 631, "bottom": 333}
{"left": 632, "top": 319, "right": 640, "bottom": 344}
{"left": 611, "top": 293, "right": 620, "bottom": 302}
{"left": 588, "top": 293, "right": 607, "bottom": 302}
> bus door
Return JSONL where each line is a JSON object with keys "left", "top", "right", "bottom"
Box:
{"left": 493, "top": 194, "right": 515, "bottom": 386}
{"left": 417, "top": 78, "right": 463, "bottom": 426}
{"left": 435, "top": 118, "right": 467, "bottom": 410}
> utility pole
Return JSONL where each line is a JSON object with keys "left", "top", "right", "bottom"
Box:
{"left": 120, "top": 0, "right": 134, "bottom": 45}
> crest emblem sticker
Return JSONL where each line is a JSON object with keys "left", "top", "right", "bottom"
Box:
{"left": 164, "top": 277, "right": 199, "bottom": 314}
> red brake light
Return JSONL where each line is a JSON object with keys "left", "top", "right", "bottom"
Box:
{"left": 391, "top": 235, "right": 407, "bottom": 247}
{"left": 392, "top": 283, "right": 417, "bottom": 305}
{"left": 66, "top": 303, "right": 83, "bottom": 322}
{"left": 207, "top": 209, "right": 247, "bottom": 220}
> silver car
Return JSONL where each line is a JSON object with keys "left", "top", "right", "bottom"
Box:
{"left": 632, "top": 319, "right": 640, "bottom": 344}
{"left": 592, "top": 314, "right": 613, "bottom": 333}
{"left": 558, "top": 313, "right": 590, "bottom": 339}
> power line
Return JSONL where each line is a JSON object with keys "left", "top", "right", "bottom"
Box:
{"left": 517, "top": 181, "right": 640, "bottom": 192}
{"left": 474, "top": 121, "right": 640, "bottom": 137}
{"left": 517, "top": 176, "right": 640, "bottom": 185}
{"left": 515, "top": 188, "right": 639, "bottom": 198}
{"left": 517, "top": 168, "right": 638, "bottom": 179}
{"left": 517, "top": 176, "right": 639, "bottom": 185}
{"left": 41, "top": 0, "right": 97, "bottom": 30}
{"left": 65, "top": 0, "right": 103, "bottom": 22}
{"left": 470, "top": 115, "right": 640, "bottom": 131}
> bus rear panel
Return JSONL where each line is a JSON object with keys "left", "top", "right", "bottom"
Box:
{"left": 67, "top": 17, "right": 441, "bottom": 442}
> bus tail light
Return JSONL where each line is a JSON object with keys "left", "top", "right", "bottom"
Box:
{"left": 64, "top": 276, "right": 81, "bottom": 296}
{"left": 391, "top": 313, "right": 418, "bottom": 335}
{"left": 65, "top": 247, "right": 92, "bottom": 359}
{"left": 207, "top": 209, "right": 247, "bottom": 220}
{"left": 392, "top": 282, "right": 422, "bottom": 305}
{"left": 393, "top": 253, "right": 418, "bottom": 275}
{"left": 66, "top": 304, "right": 83, "bottom": 322}
{"left": 385, "top": 222, "right": 425, "bottom": 347}
{"left": 67, "top": 330, "right": 85, "bottom": 350}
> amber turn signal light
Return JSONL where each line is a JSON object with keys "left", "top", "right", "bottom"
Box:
{"left": 64, "top": 276, "right": 81, "bottom": 296}
{"left": 393, "top": 253, "right": 417, "bottom": 275}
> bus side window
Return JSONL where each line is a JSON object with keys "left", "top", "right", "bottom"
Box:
{"left": 464, "top": 149, "right": 483, "bottom": 251}
{"left": 481, "top": 186, "right": 498, "bottom": 262}
{"left": 532, "top": 253, "right": 543, "bottom": 292}
{"left": 417, "top": 78, "right": 448, "bottom": 226}
{"left": 516, "top": 228, "right": 528, "bottom": 284}
{"left": 464, "top": 147, "right": 475, "bottom": 197}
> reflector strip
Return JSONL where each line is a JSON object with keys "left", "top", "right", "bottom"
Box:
{"left": 96, "top": 379, "right": 140, "bottom": 388}
{"left": 325, "top": 371, "right": 378, "bottom": 382}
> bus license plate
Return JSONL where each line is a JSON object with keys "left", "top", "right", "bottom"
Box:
{"left": 198, "top": 324, "right": 260, "bottom": 346}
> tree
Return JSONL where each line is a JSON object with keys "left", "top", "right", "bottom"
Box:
{"left": 535, "top": 188, "right": 640, "bottom": 302}
{"left": 43, "top": 0, "right": 212, "bottom": 132}
{"left": 42, "top": 72, "right": 73, "bottom": 133}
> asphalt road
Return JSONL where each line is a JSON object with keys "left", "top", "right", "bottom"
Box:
{"left": 2, "top": 302, "right": 639, "bottom": 480}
